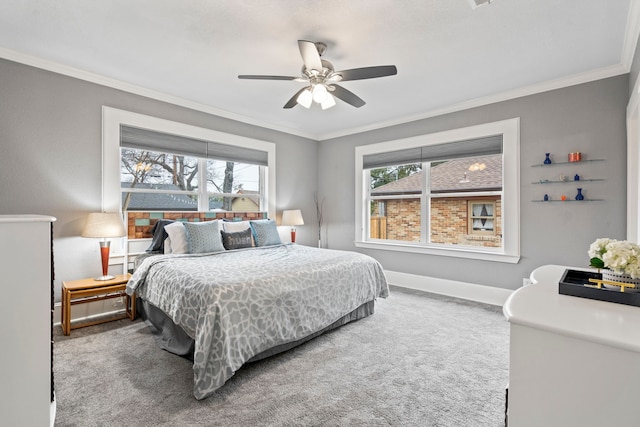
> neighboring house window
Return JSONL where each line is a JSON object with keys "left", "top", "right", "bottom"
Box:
{"left": 469, "top": 201, "right": 496, "bottom": 235}
{"left": 355, "top": 118, "right": 520, "bottom": 263}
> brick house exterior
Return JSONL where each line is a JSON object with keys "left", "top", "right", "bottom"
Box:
{"left": 370, "top": 154, "right": 502, "bottom": 248}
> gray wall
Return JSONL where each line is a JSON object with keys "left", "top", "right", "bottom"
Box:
{"left": 0, "top": 58, "right": 318, "bottom": 300}
{"left": 0, "top": 55, "right": 631, "bottom": 296}
{"left": 318, "top": 75, "right": 629, "bottom": 290}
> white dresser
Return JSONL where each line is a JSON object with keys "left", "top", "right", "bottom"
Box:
{"left": 0, "top": 215, "right": 56, "bottom": 427}
{"left": 503, "top": 265, "right": 640, "bottom": 427}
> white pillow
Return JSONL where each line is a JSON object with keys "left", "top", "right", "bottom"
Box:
{"left": 163, "top": 237, "right": 171, "bottom": 254}
{"left": 164, "top": 222, "right": 188, "bottom": 254}
{"left": 223, "top": 220, "right": 251, "bottom": 233}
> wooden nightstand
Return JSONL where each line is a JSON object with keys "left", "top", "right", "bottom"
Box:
{"left": 61, "top": 273, "right": 135, "bottom": 335}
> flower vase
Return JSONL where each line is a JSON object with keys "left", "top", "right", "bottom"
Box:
{"left": 575, "top": 188, "right": 584, "bottom": 201}
{"left": 602, "top": 270, "right": 640, "bottom": 292}
{"left": 543, "top": 153, "right": 552, "bottom": 164}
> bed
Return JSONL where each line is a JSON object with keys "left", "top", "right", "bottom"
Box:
{"left": 126, "top": 219, "right": 389, "bottom": 400}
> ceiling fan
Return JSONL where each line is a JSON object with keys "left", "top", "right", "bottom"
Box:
{"left": 238, "top": 40, "right": 397, "bottom": 110}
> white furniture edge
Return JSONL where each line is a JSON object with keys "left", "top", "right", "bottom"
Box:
{"left": 0, "top": 214, "right": 56, "bottom": 222}
{"left": 504, "top": 264, "right": 640, "bottom": 353}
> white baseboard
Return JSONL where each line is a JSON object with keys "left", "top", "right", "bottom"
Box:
{"left": 53, "top": 296, "right": 127, "bottom": 328}
{"left": 384, "top": 270, "right": 514, "bottom": 306}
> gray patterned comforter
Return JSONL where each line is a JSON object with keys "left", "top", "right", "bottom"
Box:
{"left": 126, "top": 244, "right": 389, "bottom": 399}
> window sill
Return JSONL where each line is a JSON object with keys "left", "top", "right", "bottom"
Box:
{"left": 354, "top": 240, "right": 520, "bottom": 263}
{"left": 465, "top": 234, "right": 501, "bottom": 242}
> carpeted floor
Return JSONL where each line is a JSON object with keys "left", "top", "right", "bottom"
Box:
{"left": 53, "top": 287, "right": 509, "bottom": 426}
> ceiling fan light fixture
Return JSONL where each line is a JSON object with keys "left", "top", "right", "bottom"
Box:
{"left": 320, "top": 94, "right": 336, "bottom": 110}
{"left": 297, "top": 88, "right": 313, "bottom": 108}
{"left": 239, "top": 40, "right": 397, "bottom": 109}
{"left": 312, "top": 84, "right": 329, "bottom": 103}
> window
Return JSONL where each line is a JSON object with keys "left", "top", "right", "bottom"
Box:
{"left": 369, "top": 163, "right": 422, "bottom": 242}
{"left": 121, "top": 147, "right": 200, "bottom": 211}
{"left": 120, "top": 146, "right": 262, "bottom": 212}
{"left": 468, "top": 201, "right": 496, "bottom": 235}
{"left": 355, "top": 118, "right": 520, "bottom": 263}
{"left": 102, "top": 107, "right": 276, "bottom": 217}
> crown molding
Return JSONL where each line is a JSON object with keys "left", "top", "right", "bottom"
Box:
{"left": 319, "top": 64, "right": 628, "bottom": 141}
{"left": 0, "top": 38, "right": 634, "bottom": 143}
{"left": 621, "top": 0, "right": 640, "bottom": 71}
{"left": 0, "top": 46, "right": 319, "bottom": 140}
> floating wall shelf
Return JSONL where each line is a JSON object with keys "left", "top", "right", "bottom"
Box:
{"left": 531, "top": 159, "right": 604, "bottom": 167}
{"left": 532, "top": 199, "right": 605, "bottom": 203}
{"left": 533, "top": 178, "right": 604, "bottom": 185}
{"left": 531, "top": 154, "right": 605, "bottom": 203}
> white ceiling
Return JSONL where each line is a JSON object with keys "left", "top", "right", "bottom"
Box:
{"left": 0, "top": 0, "right": 638, "bottom": 140}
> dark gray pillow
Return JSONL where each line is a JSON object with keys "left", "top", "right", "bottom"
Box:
{"left": 145, "top": 219, "right": 175, "bottom": 253}
{"left": 221, "top": 228, "right": 253, "bottom": 250}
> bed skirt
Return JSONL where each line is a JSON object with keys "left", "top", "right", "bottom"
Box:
{"left": 138, "top": 298, "right": 375, "bottom": 363}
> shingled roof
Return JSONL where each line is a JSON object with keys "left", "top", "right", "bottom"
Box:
{"left": 121, "top": 183, "right": 222, "bottom": 210}
{"left": 371, "top": 154, "right": 502, "bottom": 195}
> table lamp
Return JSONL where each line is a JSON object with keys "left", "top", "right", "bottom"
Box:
{"left": 282, "top": 209, "right": 304, "bottom": 243}
{"left": 81, "top": 212, "right": 126, "bottom": 280}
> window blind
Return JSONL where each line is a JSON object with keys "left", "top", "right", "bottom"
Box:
{"left": 363, "top": 135, "right": 503, "bottom": 169}
{"left": 120, "top": 125, "right": 269, "bottom": 166}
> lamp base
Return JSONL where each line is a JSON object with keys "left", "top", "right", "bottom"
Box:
{"left": 97, "top": 240, "right": 113, "bottom": 282}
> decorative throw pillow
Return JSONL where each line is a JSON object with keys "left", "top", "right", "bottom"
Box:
{"left": 250, "top": 219, "right": 281, "bottom": 247}
{"left": 183, "top": 220, "right": 225, "bottom": 253}
{"left": 145, "top": 219, "right": 175, "bottom": 253}
{"left": 164, "top": 222, "right": 189, "bottom": 254}
{"left": 222, "top": 220, "right": 251, "bottom": 233}
{"left": 221, "top": 228, "right": 254, "bottom": 250}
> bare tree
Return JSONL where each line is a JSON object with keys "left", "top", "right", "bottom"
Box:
{"left": 222, "top": 162, "right": 235, "bottom": 210}
{"left": 120, "top": 149, "right": 198, "bottom": 211}
{"left": 121, "top": 149, "right": 236, "bottom": 211}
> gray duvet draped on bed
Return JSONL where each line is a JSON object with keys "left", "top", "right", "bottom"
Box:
{"left": 127, "top": 244, "right": 389, "bottom": 400}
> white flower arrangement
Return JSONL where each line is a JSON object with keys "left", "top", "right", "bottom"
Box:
{"left": 588, "top": 238, "right": 640, "bottom": 279}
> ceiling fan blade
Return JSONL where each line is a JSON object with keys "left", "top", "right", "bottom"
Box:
{"left": 298, "top": 40, "right": 323, "bottom": 73}
{"left": 334, "top": 65, "right": 397, "bottom": 81}
{"left": 330, "top": 84, "right": 366, "bottom": 108}
{"left": 283, "top": 87, "right": 309, "bottom": 109}
{"left": 238, "top": 75, "right": 298, "bottom": 80}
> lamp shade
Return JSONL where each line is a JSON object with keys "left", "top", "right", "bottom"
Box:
{"left": 81, "top": 212, "right": 126, "bottom": 238}
{"left": 282, "top": 209, "right": 304, "bottom": 227}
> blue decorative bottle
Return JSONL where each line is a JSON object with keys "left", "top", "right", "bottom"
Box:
{"left": 574, "top": 174, "right": 580, "bottom": 181}
{"left": 575, "top": 188, "right": 584, "bottom": 201}
{"left": 543, "top": 194, "right": 549, "bottom": 201}
{"left": 543, "top": 153, "right": 552, "bottom": 164}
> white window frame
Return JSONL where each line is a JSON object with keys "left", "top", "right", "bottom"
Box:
{"left": 355, "top": 118, "right": 520, "bottom": 263}
{"left": 102, "top": 107, "right": 276, "bottom": 218}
